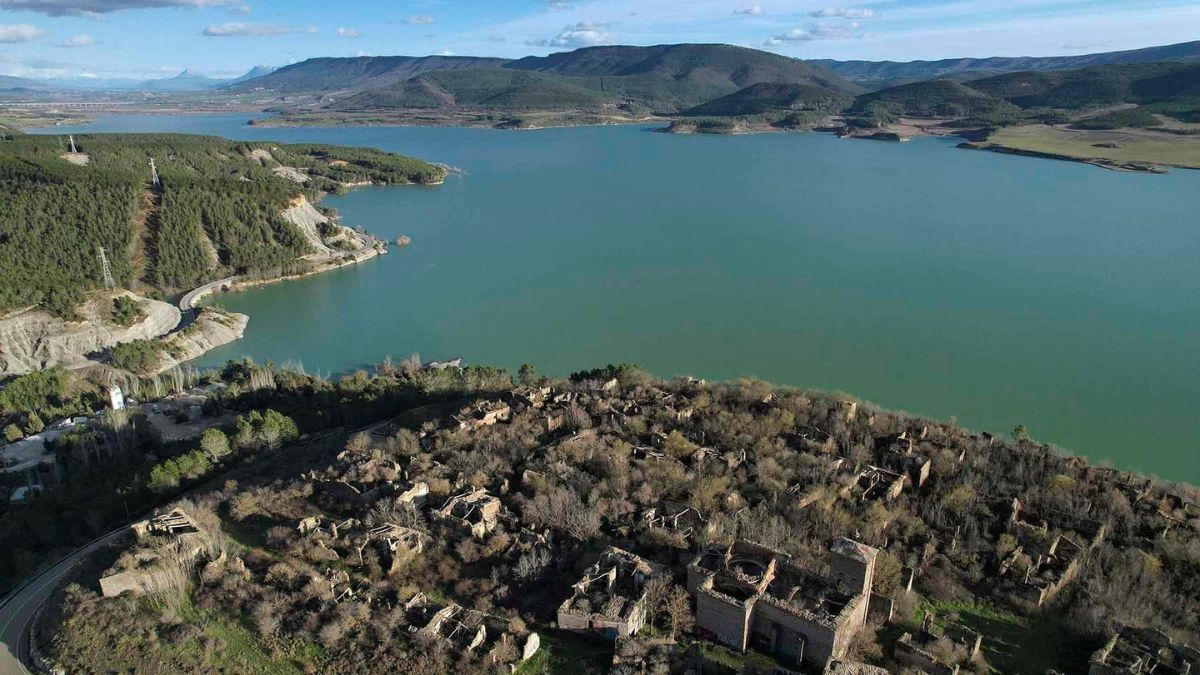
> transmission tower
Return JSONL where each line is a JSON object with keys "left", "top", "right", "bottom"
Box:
{"left": 97, "top": 246, "right": 116, "bottom": 290}
{"left": 68, "top": 135, "right": 77, "bottom": 154}
{"left": 149, "top": 158, "right": 161, "bottom": 187}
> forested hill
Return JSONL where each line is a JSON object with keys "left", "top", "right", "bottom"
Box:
{"left": 812, "top": 39, "right": 1200, "bottom": 87}
{"left": 227, "top": 55, "right": 511, "bottom": 94}
{"left": 970, "top": 62, "right": 1200, "bottom": 113}
{"left": 681, "top": 82, "right": 854, "bottom": 117}
{"left": 848, "top": 79, "right": 1019, "bottom": 121}
{"left": 334, "top": 45, "right": 856, "bottom": 115}
{"left": 0, "top": 134, "right": 444, "bottom": 318}
{"left": 505, "top": 44, "right": 857, "bottom": 93}
{"left": 838, "top": 62, "right": 1200, "bottom": 128}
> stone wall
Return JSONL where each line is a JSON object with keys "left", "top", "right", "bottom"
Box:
{"left": 694, "top": 587, "right": 754, "bottom": 651}
{"left": 752, "top": 600, "right": 842, "bottom": 667}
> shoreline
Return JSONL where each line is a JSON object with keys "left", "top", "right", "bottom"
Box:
{"left": 169, "top": 175, "right": 438, "bottom": 366}
{"left": 957, "top": 142, "right": 1180, "bottom": 174}
{"left": 20, "top": 108, "right": 1192, "bottom": 175}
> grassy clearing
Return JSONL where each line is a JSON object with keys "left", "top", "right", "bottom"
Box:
{"left": 158, "top": 593, "right": 325, "bottom": 673}
{"left": 516, "top": 629, "right": 614, "bottom": 674}
{"left": 989, "top": 125, "right": 1200, "bottom": 169}
{"left": 905, "top": 595, "right": 1096, "bottom": 674}
{"left": 695, "top": 640, "right": 781, "bottom": 672}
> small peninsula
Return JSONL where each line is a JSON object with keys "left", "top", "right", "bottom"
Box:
{"left": 0, "top": 132, "right": 446, "bottom": 380}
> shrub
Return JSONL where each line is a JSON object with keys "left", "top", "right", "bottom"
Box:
{"left": 199, "top": 429, "right": 232, "bottom": 461}
{"left": 110, "top": 339, "right": 162, "bottom": 375}
{"left": 4, "top": 424, "right": 23, "bottom": 443}
{"left": 111, "top": 295, "right": 146, "bottom": 327}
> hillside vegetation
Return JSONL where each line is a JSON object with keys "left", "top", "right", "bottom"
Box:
{"left": 31, "top": 361, "right": 1200, "bottom": 674}
{"left": 0, "top": 134, "right": 443, "bottom": 317}
{"left": 848, "top": 79, "right": 1020, "bottom": 122}
{"left": 812, "top": 39, "right": 1200, "bottom": 86}
{"left": 230, "top": 55, "right": 510, "bottom": 94}
{"left": 969, "top": 62, "right": 1200, "bottom": 112}
{"left": 681, "top": 82, "right": 853, "bottom": 118}
{"left": 326, "top": 44, "right": 859, "bottom": 115}
{"left": 335, "top": 70, "right": 611, "bottom": 112}
{"left": 248, "top": 43, "right": 1199, "bottom": 134}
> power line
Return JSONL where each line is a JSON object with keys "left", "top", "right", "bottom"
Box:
{"left": 97, "top": 246, "right": 116, "bottom": 290}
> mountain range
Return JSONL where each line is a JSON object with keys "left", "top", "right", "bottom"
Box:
{"left": 811, "top": 39, "right": 1200, "bottom": 87}
{"left": 0, "top": 66, "right": 276, "bottom": 93}
{"left": 242, "top": 44, "right": 859, "bottom": 115}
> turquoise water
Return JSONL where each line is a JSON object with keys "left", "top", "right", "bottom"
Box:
{"left": 41, "top": 115, "right": 1200, "bottom": 482}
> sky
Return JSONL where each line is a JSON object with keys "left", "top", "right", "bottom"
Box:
{"left": 0, "top": 0, "right": 1198, "bottom": 81}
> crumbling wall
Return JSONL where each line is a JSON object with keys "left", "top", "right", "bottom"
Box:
{"left": 753, "top": 598, "right": 850, "bottom": 667}
{"left": 694, "top": 588, "right": 754, "bottom": 651}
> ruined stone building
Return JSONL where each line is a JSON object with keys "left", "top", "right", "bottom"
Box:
{"left": 453, "top": 400, "right": 512, "bottom": 431}
{"left": 100, "top": 509, "right": 209, "bottom": 597}
{"left": 557, "top": 546, "right": 667, "bottom": 640}
{"left": 893, "top": 613, "right": 983, "bottom": 675}
{"left": 642, "top": 502, "right": 706, "bottom": 538}
{"left": 409, "top": 595, "right": 540, "bottom": 672}
{"left": 1008, "top": 498, "right": 1107, "bottom": 551}
{"left": 847, "top": 466, "right": 907, "bottom": 502}
{"left": 877, "top": 434, "right": 933, "bottom": 490}
{"left": 998, "top": 497, "right": 1106, "bottom": 607}
{"left": 434, "top": 487, "right": 502, "bottom": 539}
{"left": 997, "top": 531, "right": 1083, "bottom": 607}
{"left": 686, "top": 538, "right": 878, "bottom": 669}
{"left": 1090, "top": 626, "right": 1198, "bottom": 674}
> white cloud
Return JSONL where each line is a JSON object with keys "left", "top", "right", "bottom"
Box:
{"left": 336, "top": 27, "right": 360, "bottom": 38}
{"left": 202, "top": 22, "right": 316, "bottom": 37}
{"left": 766, "top": 21, "right": 864, "bottom": 44}
{"left": 809, "top": 7, "right": 876, "bottom": 19}
{"left": 528, "top": 21, "right": 614, "bottom": 48}
{"left": 439, "top": 48, "right": 456, "bottom": 56}
{"left": 404, "top": 15, "right": 434, "bottom": 26}
{"left": 0, "top": 23, "right": 44, "bottom": 43}
{"left": 734, "top": 5, "right": 763, "bottom": 16}
{"left": 58, "top": 33, "right": 96, "bottom": 47}
{"left": 0, "top": 0, "right": 239, "bottom": 15}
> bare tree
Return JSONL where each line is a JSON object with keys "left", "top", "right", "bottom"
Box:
{"left": 663, "top": 586, "right": 693, "bottom": 640}
{"left": 642, "top": 576, "right": 671, "bottom": 636}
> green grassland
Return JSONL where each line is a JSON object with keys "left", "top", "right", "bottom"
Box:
{"left": 988, "top": 125, "right": 1200, "bottom": 169}
{"left": 899, "top": 596, "right": 1098, "bottom": 674}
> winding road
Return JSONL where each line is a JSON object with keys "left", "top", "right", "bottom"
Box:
{"left": 0, "top": 528, "right": 128, "bottom": 675}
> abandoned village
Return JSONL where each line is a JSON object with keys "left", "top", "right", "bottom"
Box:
{"left": 39, "top": 364, "right": 1200, "bottom": 674}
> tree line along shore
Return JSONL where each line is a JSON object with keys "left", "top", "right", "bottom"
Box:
{"left": 0, "top": 131, "right": 446, "bottom": 384}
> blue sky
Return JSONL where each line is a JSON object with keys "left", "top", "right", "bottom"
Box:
{"left": 1, "top": 0, "right": 1198, "bottom": 80}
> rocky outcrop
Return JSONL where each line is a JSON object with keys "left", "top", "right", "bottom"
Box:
{"left": 282, "top": 195, "right": 338, "bottom": 256}
{"left": 0, "top": 292, "right": 180, "bottom": 377}
{"left": 273, "top": 165, "right": 309, "bottom": 183}
{"left": 154, "top": 309, "right": 249, "bottom": 374}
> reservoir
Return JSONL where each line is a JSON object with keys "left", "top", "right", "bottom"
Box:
{"left": 41, "top": 115, "right": 1200, "bottom": 482}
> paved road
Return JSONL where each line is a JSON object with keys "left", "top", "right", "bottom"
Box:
{"left": 0, "top": 528, "right": 128, "bottom": 675}
{"left": 0, "top": 414, "right": 396, "bottom": 675}
{"left": 178, "top": 275, "right": 237, "bottom": 314}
